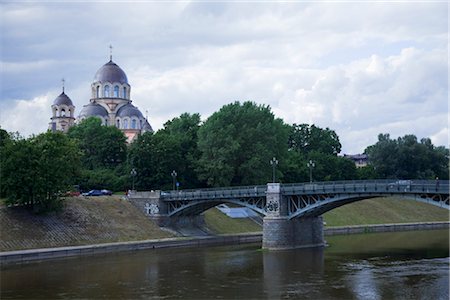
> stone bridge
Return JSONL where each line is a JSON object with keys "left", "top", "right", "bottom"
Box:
{"left": 128, "top": 180, "right": 449, "bottom": 250}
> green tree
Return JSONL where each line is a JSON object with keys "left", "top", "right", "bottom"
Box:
{"left": 356, "top": 165, "right": 378, "bottom": 180}
{"left": 157, "top": 113, "right": 203, "bottom": 189}
{"left": 68, "top": 117, "right": 127, "bottom": 170}
{"left": 128, "top": 131, "right": 183, "bottom": 190}
{"left": 281, "top": 124, "right": 355, "bottom": 182}
{"left": 197, "top": 101, "right": 289, "bottom": 187}
{"left": 288, "top": 124, "right": 341, "bottom": 155}
{"left": 1, "top": 132, "right": 80, "bottom": 212}
{"left": 365, "top": 133, "right": 449, "bottom": 179}
{"left": 0, "top": 128, "right": 11, "bottom": 148}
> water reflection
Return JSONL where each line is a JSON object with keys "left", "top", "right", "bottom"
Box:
{"left": 1, "top": 230, "right": 448, "bottom": 299}
{"left": 263, "top": 247, "right": 324, "bottom": 299}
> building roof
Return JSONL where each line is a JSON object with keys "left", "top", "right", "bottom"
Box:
{"left": 116, "top": 103, "right": 143, "bottom": 118}
{"left": 142, "top": 120, "right": 153, "bottom": 132}
{"left": 93, "top": 60, "right": 128, "bottom": 84}
{"left": 78, "top": 103, "right": 108, "bottom": 118}
{"left": 53, "top": 92, "right": 74, "bottom": 106}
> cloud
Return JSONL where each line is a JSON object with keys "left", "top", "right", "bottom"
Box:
{"left": 0, "top": 2, "right": 448, "bottom": 154}
{"left": 0, "top": 95, "right": 52, "bottom": 137}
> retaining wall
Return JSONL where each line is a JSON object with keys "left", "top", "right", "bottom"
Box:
{"left": 1, "top": 221, "right": 448, "bottom": 265}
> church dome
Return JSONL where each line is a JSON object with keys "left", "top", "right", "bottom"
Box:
{"left": 53, "top": 92, "right": 73, "bottom": 106}
{"left": 93, "top": 60, "right": 128, "bottom": 84}
{"left": 142, "top": 120, "right": 153, "bottom": 132}
{"left": 116, "top": 103, "right": 143, "bottom": 118}
{"left": 78, "top": 103, "right": 108, "bottom": 118}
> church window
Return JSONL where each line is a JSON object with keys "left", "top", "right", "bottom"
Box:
{"left": 131, "top": 119, "right": 137, "bottom": 129}
{"left": 140, "top": 120, "right": 143, "bottom": 129}
{"left": 123, "top": 119, "right": 128, "bottom": 129}
{"left": 116, "top": 119, "right": 120, "bottom": 128}
{"left": 123, "top": 87, "right": 127, "bottom": 99}
{"left": 114, "top": 86, "right": 119, "bottom": 97}
{"left": 104, "top": 85, "right": 110, "bottom": 97}
{"left": 96, "top": 86, "right": 100, "bottom": 98}
{"left": 61, "top": 109, "right": 66, "bottom": 117}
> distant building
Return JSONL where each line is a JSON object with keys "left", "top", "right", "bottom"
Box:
{"left": 343, "top": 154, "right": 369, "bottom": 168}
{"left": 48, "top": 86, "right": 76, "bottom": 133}
{"left": 49, "top": 53, "right": 153, "bottom": 142}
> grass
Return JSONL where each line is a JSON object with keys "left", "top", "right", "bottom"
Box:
{"left": 203, "top": 207, "right": 262, "bottom": 234}
{"left": 204, "top": 197, "right": 449, "bottom": 234}
{"left": 0, "top": 196, "right": 173, "bottom": 251}
{"left": 323, "top": 197, "right": 449, "bottom": 227}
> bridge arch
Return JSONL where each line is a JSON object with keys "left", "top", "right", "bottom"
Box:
{"left": 168, "top": 198, "right": 266, "bottom": 217}
{"left": 287, "top": 193, "right": 449, "bottom": 220}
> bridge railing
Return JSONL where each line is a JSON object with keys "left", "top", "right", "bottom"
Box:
{"left": 161, "top": 180, "right": 448, "bottom": 200}
{"left": 281, "top": 179, "right": 449, "bottom": 195}
{"left": 161, "top": 184, "right": 267, "bottom": 201}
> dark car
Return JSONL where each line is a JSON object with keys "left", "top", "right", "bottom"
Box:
{"left": 82, "top": 190, "right": 103, "bottom": 196}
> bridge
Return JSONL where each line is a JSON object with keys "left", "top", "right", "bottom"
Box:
{"left": 128, "top": 180, "right": 449, "bottom": 250}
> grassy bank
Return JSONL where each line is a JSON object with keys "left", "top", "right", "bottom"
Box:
{"left": 0, "top": 196, "right": 173, "bottom": 251}
{"left": 1, "top": 196, "right": 448, "bottom": 251}
{"left": 323, "top": 197, "right": 449, "bottom": 226}
{"left": 204, "top": 197, "right": 449, "bottom": 234}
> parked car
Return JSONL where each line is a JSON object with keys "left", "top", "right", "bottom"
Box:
{"left": 65, "top": 191, "right": 81, "bottom": 197}
{"left": 82, "top": 190, "right": 103, "bottom": 196}
{"left": 101, "top": 189, "right": 113, "bottom": 196}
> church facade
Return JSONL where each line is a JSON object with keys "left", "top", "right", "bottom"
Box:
{"left": 49, "top": 55, "right": 153, "bottom": 142}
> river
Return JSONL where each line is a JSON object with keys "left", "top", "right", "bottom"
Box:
{"left": 1, "top": 229, "right": 448, "bottom": 299}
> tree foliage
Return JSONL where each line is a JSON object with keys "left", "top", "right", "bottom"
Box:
{"left": 288, "top": 124, "right": 341, "bottom": 155}
{"left": 1, "top": 132, "right": 80, "bottom": 212}
{"left": 365, "top": 134, "right": 449, "bottom": 179}
{"left": 197, "top": 101, "right": 289, "bottom": 186}
{"left": 128, "top": 131, "right": 183, "bottom": 190}
{"left": 68, "top": 117, "right": 127, "bottom": 170}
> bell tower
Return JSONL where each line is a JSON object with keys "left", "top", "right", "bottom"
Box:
{"left": 49, "top": 79, "right": 76, "bottom": 133}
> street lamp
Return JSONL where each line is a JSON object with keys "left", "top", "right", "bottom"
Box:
{"left": 307, "top": 160, "right": 315, "bottom": 183}
{"left": 130, "top": 168, "right": 137, "bottom": 191}
{"left": 270, "top": 157, "right": 278, "bottom": 183}
{"left": 171, "top": 170, "right": 177, "bottom": 191}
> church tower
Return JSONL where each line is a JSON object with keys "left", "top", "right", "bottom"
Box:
{"left": 78, "top": 46, "right": 153, "bottom": 142}
{"left": 48, "top": 80, "right": 75, "bottom": 133}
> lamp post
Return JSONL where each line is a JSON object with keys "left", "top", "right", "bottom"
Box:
{"left": 171, "top": 170, "right": 177, "bottom": 191}
{"left": 307, "top": 160, "right": 315, "bottom": 183}
{"left": 270, "top": 157, "right": 278, "bottom": 183}
{"left": 130, "top": 168, "right": 137, "bottom": 191}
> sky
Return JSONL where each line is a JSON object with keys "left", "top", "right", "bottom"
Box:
{"left": 0, "top": 1, "right": 448, "bottom": 154}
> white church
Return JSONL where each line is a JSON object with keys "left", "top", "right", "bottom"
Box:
{"left": 49, "top": 52, "right": 153, "bottom": 142}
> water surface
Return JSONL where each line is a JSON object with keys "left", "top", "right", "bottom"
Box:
{"left": 1, "top": 229, "right": 448, "bottom": 299}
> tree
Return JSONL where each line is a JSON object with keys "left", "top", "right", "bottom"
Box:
{"left": 281, "top": 124, "right": 355, "bottom": 182}
{"left": 365, "top": 133, "right": 449, "bottom": 179}
{"left": 128, "top": 131, "right": 183, "bottom": 190}
{"left": 197, "top": 101, "right": 289, "bottom": 187}
{"left": 1, "top": 132, "right": 81, "bottom": 212}
{"left": 157, "top": 113, "right": 203, "bottom": 189}
{"left": 68, "top": 117, "right": 127, "bottom": 170}
{"left": 288, "top": 124, "right": 341, "bottom": 155}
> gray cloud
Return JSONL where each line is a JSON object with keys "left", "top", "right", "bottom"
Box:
{"left": 0, "top": 2, "right": 447, "bottom": 153}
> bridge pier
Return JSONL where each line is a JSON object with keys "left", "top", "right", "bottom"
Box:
{"left": 262, "top": 183, "right": 325, "bottom": 250}
{"left": 128, "top": 191, "right": 170, "bottom": 226}
{"left": 128, "top": 191, "right": 207, "bottom": 234}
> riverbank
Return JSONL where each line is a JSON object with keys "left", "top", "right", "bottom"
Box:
{"left": 1, "top": 221, "right": 448, "bottom": 265}
{"left": 1, "top": 196, "right": 448, "bottom": 252}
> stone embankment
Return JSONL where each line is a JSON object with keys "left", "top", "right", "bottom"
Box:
{"left": 0, "top": 196, "right": 173, "bottom": 252}
{"left": 1, "top": 222, "right": 448, "bottom": 265}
